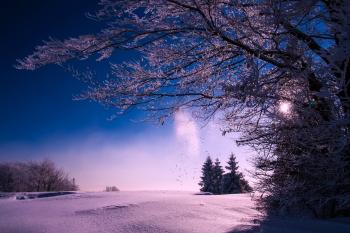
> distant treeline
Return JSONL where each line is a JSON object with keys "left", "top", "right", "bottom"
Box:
{"left": 0, "top": 160, "right": 78, "bottom": 192}
{"left": 105, "top": 186, "right": 119, "bottom": 192}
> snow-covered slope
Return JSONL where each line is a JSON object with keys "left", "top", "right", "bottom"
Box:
{"left": 0, "top": 191, "right": 349, "bottom": 233}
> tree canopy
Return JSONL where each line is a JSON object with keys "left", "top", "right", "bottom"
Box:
{"left": 0, "top": 160, "right": 78, "bottom": 192}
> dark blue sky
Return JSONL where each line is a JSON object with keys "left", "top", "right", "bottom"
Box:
{"left": 0, "top": 0, "right": 147, "bottom": 144}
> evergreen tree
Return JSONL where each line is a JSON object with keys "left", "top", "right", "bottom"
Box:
{"left": 225, "top": 153, "right": 239, "bottom": 173}
{"left": 198, "top": 156, "right": 214, "bottom": 193}
{"left": 222, "top": 153, "right": 252, "bottom": 194}
{"left": 212, "top": 158, "right": 224, "bottom": 194}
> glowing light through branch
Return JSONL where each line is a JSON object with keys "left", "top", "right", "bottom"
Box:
{"left": 279, "top": 101, "right": 291, "bottom": 114}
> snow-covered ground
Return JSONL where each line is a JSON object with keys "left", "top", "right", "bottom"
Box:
{"left": 0, "top": 191, "right": 349, "bottom": 233}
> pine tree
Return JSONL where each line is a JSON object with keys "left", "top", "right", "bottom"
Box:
{"left": 198, "top": 156, "right": 214, "bottom": 193}
{"left": 222, "top": 153, "right": 252, "bottom": 194}
{"left": 225, "top": 153, "right": 239, "bottom": 173}
{"left": 212, "top": 158, "right": 224, "bottom": 194}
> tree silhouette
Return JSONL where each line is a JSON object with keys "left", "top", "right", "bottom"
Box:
{"left": 222, "top": 154, "right": 252, "bottom": 194}
{"left": 212, "top": 158, "right": 224, "bottom": 194}
{"left": 198, "top": 156, "right": 214, "bottom": 193}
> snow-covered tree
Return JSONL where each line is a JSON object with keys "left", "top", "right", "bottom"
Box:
{"left": 198, "top": 156, "right": 214, "bottom": 193}
{"left": 212, "top": 158, "right": 224, "bottom": 194}
{"left": 0, "top": 160, "right": 78, "bottom": 192}
{"left": 16, "top": 1, "right": 350, "bottom": 217}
